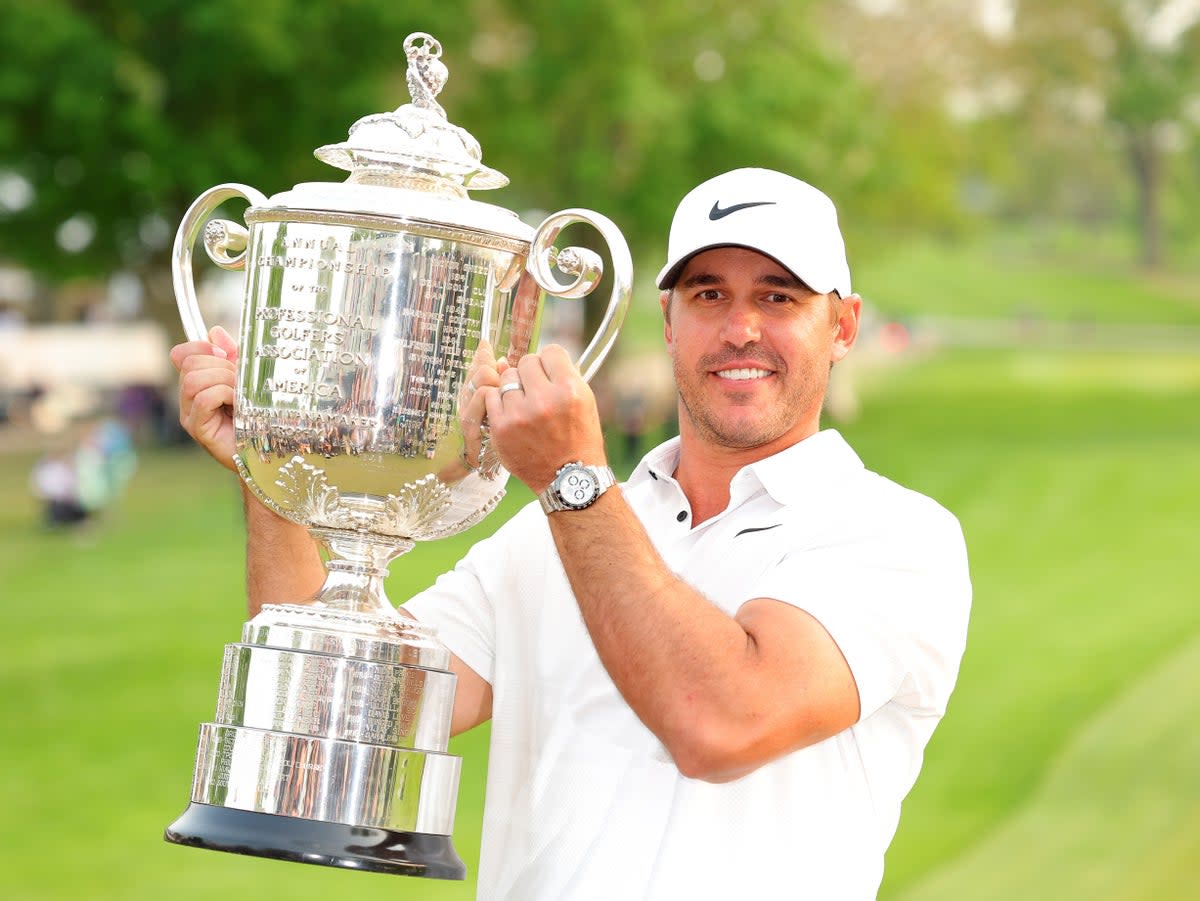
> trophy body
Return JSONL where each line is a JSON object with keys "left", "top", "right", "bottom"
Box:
{"left": 164, "top": 33, "right": 631, "bottom": 878}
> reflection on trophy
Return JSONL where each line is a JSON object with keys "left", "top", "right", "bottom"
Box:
{"left": 164, "top": 32, "right": 631, "bottom": 878}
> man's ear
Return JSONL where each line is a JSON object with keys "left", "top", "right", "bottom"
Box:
{"left": 831, "top": 294, "right": 862, "bottom": 365}
{"left": 660, "top": 290, "right": 673, "bottom": 348}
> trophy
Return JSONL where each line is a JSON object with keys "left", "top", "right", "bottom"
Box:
{"left": 164, "top": 32, "right": 631, "bottom": 878}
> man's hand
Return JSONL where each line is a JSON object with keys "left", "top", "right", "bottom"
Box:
{"left": 481, "top": 344, "right": 607, "bottom": 494}
{"left": 456, "top": 340, "right": 506, "bottom": 473}
{"left": 170, "top": 325, "right": 238, "bottom": 472}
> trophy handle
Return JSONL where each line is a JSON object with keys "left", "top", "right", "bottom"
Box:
{"left": 171, "top": 183, "right": 269, "bottom": 342}
{"left": 527, "top": 209, "right": 633, "bottom": 382}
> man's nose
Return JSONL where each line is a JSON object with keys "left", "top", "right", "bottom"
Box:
{"left": 720, "top": 301, "right": 762, "bottom": 347}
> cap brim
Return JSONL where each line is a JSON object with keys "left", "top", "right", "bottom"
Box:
{"left": 656, "top": 243, "right": 761, "bottom": 290}
{"left": 655, "top": 259, "right": 686, "bottom": 290}
{"left": 655, "top": 244, "right": 824, "bottom": 293}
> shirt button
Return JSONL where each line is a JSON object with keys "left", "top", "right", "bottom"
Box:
{"left": 676, "top": 510, "right": 687, "bottom": 522}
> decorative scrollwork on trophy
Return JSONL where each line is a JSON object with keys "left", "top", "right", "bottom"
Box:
{"left": 274, "top": 456, "right": 343, "bottom": 526}
{"left": 275, "top": 456, "right": 453, "bottom": 537}
{"left": 381, "top": 476, "right": 453, "bottom": 535}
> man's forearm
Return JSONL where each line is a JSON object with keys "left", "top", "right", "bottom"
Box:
{"left": 242, "top": 485, "right": 325, "bottom": 617}
{"left": 549, "top": 488, "right": 860, "bottom": 782}
{"left": 546, "top": 491, "right": 758, "bottom": 771}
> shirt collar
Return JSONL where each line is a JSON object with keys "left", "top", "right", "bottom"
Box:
{"left": 628, "top": 436, "right": 682, "bottom": 486}
{"left": 740, "top": 429, "right": 864, "bottom": 506}
{"left": 627, "top": 429, "right": 864, "bottom": 505}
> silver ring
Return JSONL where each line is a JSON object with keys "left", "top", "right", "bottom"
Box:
{"left": 465, "top": 379, "right": 476, "bottom": 394}
{"left": 498, "top": 382, "right": 523, "bottom": 397}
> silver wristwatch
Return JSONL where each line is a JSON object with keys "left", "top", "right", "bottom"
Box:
{"left": 538, "top": 462, "right": 616, "bottom": 514}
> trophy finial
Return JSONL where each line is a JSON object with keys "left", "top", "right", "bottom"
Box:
{"left": 314, "top": 31, "right": 507, "bottom": 193}
{"left": 404, "top": 33, "right": 449, "bottom": 118}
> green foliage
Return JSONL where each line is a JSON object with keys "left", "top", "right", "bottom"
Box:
{"left": 0, "top": 0, "right": 913, "bottom": 302}
{"left": 457, "top": 0, "right": 887, "bottom": 251}
{"left": 0, "top": 0, "right": 470, "bottom": 281}
{"left": 1000, "top": 1, "right": 1200, "bottom": 265}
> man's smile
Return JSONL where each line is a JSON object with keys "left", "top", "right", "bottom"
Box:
{"left": 714, "top": 367, "right": 774, "bottom": 381}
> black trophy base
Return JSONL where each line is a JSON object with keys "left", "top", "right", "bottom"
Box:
{"left": 164, "top": 803, "right": 466, "bottom": 880}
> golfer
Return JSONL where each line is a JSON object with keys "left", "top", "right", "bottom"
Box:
{"left": 173, "top": 167, "right": 971, "bottom": 900}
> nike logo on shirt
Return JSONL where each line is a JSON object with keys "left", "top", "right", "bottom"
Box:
{"left": 734, "top": 524, "right": 782, "bottom": 538}
{"left": 709, "top": 200, "right": 776, "bottom": 220}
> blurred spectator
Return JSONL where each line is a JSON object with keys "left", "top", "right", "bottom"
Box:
{"left": 117, "top": 382, "right": 171, "bottom": 445}
{"left": 28, "top": 417, "right": 137, "bottom": 529}
{"left": 84, "top": 417, "right": 138, "bottom": 503}
{"left": 30, "top": 449, "right": 89, "bottom": 527}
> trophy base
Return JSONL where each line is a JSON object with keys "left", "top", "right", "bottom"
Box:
{"left": 164, "top": 802, "right": 466, "bottom": 880}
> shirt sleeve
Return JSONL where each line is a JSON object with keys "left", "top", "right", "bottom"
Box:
{"left": 402, "top": 541, "right": 498, "bottom": 683}
{"left": 400, "top": 503, "right": 541, "bottom": 683}
{"left": 752, "top": 497, "right": 972, "bottom": 721}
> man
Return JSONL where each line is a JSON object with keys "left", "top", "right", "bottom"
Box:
{"left": 173, "top": 168, "right": 971, "bottom": 900}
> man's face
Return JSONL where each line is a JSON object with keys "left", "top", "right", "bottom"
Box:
{"left": 662, "top": 246, "right": 857, "bottom": 451}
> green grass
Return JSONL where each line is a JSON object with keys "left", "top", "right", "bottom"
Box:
{"left": 3, "top": 343, "right": 1197, "bottom": 900}
{"left": 836, "top": 348, "right": 1200, "bottom": 899}
{"left": 890, "top": 634, "right": 1200, "bottom": 901}
{"left": 854, "top": 238, "right": 1200, "bottom": 324}
{"left": 2, "top": 230, "right": 1199, "bottom": 899}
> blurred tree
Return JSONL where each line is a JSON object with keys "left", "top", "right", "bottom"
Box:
{"left": 827, "top": 0, "right": 1200, "bottom": 269}
{"left": 1011, "top": 0, "right": 1200, "bottom": 268}
{"left": 816, "top": 0, "right": 1004, "bottom": 239}
{"left": 456, "top": 0, "right": 929, "bottom": 253}
{"left": 0, "top": 0, "right": 469, "bottom": 326}
{"left": 830, "top": 0, "right": 1200, "bottom": 269}
{"left": 0, "top": 0, "right": 927, "bottom": 330}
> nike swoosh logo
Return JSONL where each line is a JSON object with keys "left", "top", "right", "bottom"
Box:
{"left": 709, "top": 200, "right": 776, "bottom": 220}
{"left": 734, "top": 524, "right": 782, "bottom": 538}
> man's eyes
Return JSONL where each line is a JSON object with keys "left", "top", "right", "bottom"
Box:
{"left": 690, "top": 290, "right": 801, "bottom": 305}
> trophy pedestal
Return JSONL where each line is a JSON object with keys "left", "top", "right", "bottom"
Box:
{"left": 166, "top": 605, "right": 467, "bottom": 880}
{"left": 165, "top": 803, "right": 466, "bottom": 878}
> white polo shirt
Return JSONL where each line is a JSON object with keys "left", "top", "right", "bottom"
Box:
{"left": 404, "top": 430, "right": 971, "bottom": 901}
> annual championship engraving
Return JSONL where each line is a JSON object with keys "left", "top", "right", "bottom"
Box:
{"left": 164, "top": 32, "right": 631, "bottom": 878}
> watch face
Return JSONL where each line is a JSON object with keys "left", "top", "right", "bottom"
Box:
{"left": 557, "top": 465, "right": 598, "bottom": 508}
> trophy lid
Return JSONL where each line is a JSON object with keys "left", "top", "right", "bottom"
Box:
{"left": 256, "top": 31, "right": 530, "bottom": 242}
{"left": 314, "top": 32, "right": 507, "bottom": 196}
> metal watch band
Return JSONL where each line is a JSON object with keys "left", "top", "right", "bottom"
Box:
{"left": 538, "top": 463, "right": 616, "bottom": 514}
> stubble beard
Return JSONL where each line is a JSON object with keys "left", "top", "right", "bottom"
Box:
{"left": 672, "top": 349, "right": 827, "bottom": 450}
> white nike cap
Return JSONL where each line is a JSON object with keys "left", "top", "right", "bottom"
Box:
{"left": 655, "top": 167, "right": 852, "bottom": 297}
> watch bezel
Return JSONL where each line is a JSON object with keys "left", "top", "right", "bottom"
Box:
{"left": 553, "top": 463, "right": 601, "bottom": 510}
{"left": 538, "top": 461, "right": 616, "bottom": 514}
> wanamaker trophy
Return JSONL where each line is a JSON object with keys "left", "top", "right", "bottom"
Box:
{"left": 163, "top": 32, "right": 632, "bottom": 878}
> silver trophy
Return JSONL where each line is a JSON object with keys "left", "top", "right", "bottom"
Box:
{"left": 164, "top": 32, "right": 631, "bottom": 878}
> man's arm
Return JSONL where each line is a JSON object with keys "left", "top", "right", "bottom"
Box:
{"left": 242, "top": 484, "right": 324, "bottom": 616}
{"left": 481, "top": 345, "right": 859, "bottom": 782}
{"left": 548, "top": 491, "right": 858, "bottom": 783}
